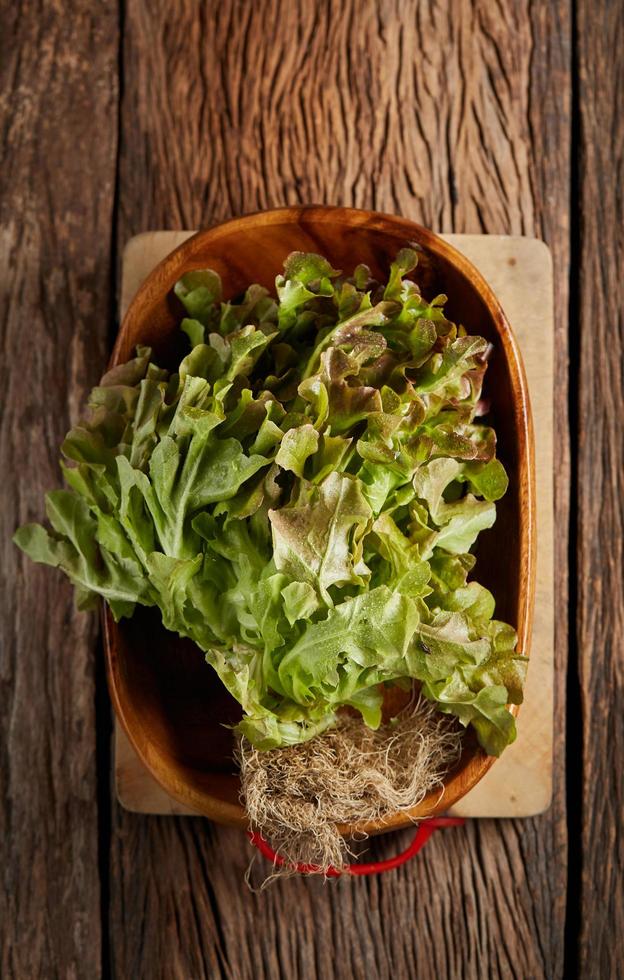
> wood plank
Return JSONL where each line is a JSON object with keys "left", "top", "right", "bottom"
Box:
{"left": 447, "top": 235, "right": 554, "bottom": 818}
{"left": 577, "top": 1, "right": 624, "bottom": 976}
{"left": 0, "top": 2, "right": 119, "bottom": 977}
{"left": 110, "top": 2, "right": 570, "bottom": 977}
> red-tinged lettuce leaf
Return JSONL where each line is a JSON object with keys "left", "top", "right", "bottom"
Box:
{"left": 299, "top": 348, "right": 383, "bottom": 435}
{"left": 269, "top": 471, "right": 372, "bottom": 604}
{"left": 413, "top": 335, "right": 489, "bottom": 394}
{"left": 413, "top": 458, "right": 463, "bottom": 518}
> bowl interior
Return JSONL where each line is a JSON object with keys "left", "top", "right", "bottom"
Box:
{"left": 107, "top": 207, "right": 534, "bottom": 829}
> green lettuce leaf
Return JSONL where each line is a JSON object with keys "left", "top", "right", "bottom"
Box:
{"left": 14, "top": 247, "right": 525, "bottom": 757}
{"left": 269, "top": 472, "right": 372, "bottom": 604}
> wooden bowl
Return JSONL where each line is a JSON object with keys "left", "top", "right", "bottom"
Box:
{"left": 104, "top": 206, "right": 535, "bottom": 832}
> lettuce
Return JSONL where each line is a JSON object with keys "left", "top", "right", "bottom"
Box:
{"left": 14, "top": 249, "right": 526, "bottom": 755}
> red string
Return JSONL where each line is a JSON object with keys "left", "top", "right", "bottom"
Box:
{"left": 247, "top": 817, "right": 466, "bottom": 877}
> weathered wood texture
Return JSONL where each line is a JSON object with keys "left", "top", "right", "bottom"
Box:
{"left": 0, "top": 1, "right": 118, "bottom": 977}
{"left": 577, "top": 0, "right": 624, "bottom": 976}
{"left": 109, "top": 2, "right": 571, "bottom": 978}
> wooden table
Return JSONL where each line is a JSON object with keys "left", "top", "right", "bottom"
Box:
{"left": 1, "top": 2, "right": 621, "bottom": 978}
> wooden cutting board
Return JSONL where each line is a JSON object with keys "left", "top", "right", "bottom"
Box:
{"left": 114, "top": 231, "right": 554, "bottom": 819}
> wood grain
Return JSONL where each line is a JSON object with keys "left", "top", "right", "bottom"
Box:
{"left": 0, "top": 0, "right": 118, "bottom": 977}
{"left": 109, "top": 2, "right": 571, "bottom": 978}
{"left": 577, "top": 0, "right": 624, "bottom": 975}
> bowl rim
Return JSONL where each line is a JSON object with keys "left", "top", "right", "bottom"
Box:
{"left": 105, "top": 205, "right": 536, "bottom": 833}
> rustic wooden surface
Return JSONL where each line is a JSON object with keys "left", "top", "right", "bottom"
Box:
{"left": 0, "top": 1, "right": 118, "bottom": 978}
{"left": 576, "top": 1, "right": 624, "bottom": 977}
{"left": 2, "top": 0, "right": 621, "bottom": 976}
